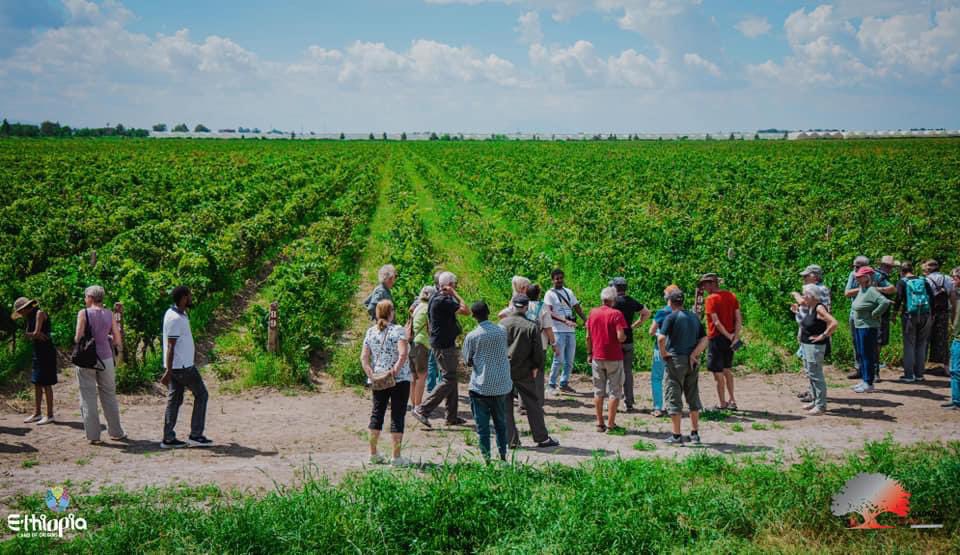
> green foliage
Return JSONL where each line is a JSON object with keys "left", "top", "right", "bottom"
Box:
{"left": 6, "top": 439, "right": 957, "bottom": 553}
{"left": 410, "top": 139, "right": 960, "bottom": 368}
{"left": 0, "top": 140, "right": 384, "bottom": 388}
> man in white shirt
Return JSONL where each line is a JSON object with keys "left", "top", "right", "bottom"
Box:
{"left": 161, "top": 286, "right": 212, "bottom": 448}
{"left": 544, "top": 269, "right": 588, "bottom": 393}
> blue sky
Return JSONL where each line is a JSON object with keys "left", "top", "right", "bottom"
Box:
{"left": 1, "top": 0, "right": 958, "bottom": 132}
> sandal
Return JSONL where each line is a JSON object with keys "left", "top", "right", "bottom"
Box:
{"left": 728, "top": 402, "right": 738, "bottom": 411}
{"left": 596, "top": 424, "right": 607, "bottom": 433}
{"left": 711, "top": 404, "right": 729, "bottom": 411}
{"left": 651, "top": 410, "right": 665, "bottom": 418}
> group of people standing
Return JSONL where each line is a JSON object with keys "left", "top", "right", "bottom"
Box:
{"left": 13, "top": 285, "right": 211, "bottom": 449}
{"left": 358, "top": 265, "right": 754, "bottom": 458}
{"left": 789, "top": 255, "right": 960, "bottom": 418}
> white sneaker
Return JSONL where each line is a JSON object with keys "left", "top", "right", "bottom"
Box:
{"left": 802, "top": 402, "right": 816, "bottom": 410}
{"left": 369, "top": 453, "right": 388, "bottom": 465}
{"left": 37, "top": 415, "right": 55, "bottom": 425}
{"left": 391, "top": 456, "right": 412, "bottom": 467}
{"left": 808, "top": 406, "right": 825, "bottom": 415}
{"left": 23, "top": 414, "right": 41, "bottom": 424}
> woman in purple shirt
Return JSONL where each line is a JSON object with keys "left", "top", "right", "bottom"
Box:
{"left": 74, "top": 285, "right": 126, "bottom": 444}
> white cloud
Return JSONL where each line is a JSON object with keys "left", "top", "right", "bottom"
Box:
{"left": 683, "top": 52, "right": 721, "bottom": 77}
{"left": 784, "top": 5, "right": 850, "bottom": 46}
{"left": 516, "top": 11, "right": 543, "bottom": 44}
{"left": 857, "top": 7, "right": 960, "bottom": 78}
{"left": 750, "top": 3, "right": 960, "bottom": 88}
{"left": 529, "top": 39, "right": 670, "bottom": 88}
{"left": 735, "top": 15, "right": 770, "bottom": 38}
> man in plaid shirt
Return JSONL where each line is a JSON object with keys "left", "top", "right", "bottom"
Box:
{"left": 462, "top": 301, "right": 513, "bottom": 461}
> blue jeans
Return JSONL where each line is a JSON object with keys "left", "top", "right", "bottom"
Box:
{"left": 469, "top": 392, "right": 509, "bottom": 460}
{"left": 852, "top": 327, "right": 879, "bottom": 386}
{"left": 950, "top": 339, "right": 960, "bottom": 406}
{"left": 426, "top": 350, "right": 438, "bottom": 392}
{"left": 549, "top": 332, "right": 576, "bottom": 387}
{"left": 650, "top": 347, "right": 665, "bottom": 411}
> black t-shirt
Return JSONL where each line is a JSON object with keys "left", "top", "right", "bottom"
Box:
{"left": 613, "top": 295, "right": 645, "bottom": 344}
{"left": 428, "top": 292, "right": 462, "bottom": 349}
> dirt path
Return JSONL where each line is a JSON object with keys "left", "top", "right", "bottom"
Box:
{"left": 2, "top": 363, "right": 957, "bottom": 510}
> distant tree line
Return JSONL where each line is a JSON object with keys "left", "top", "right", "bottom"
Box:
{"left": 1, "top": 118, "right": 149, "bottom": 138}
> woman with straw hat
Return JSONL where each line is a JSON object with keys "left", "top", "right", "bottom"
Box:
{"left": 12, "top": 297, "right": 57, "bottom": 425}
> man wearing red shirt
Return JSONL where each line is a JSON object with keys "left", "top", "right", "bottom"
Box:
{"left": 586, "top": 286, "right": 628, "bottom": 433}
{"left": 700, "top": 273, "right": 742, "bottom": 410}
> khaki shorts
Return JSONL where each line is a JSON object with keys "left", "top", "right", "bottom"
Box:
{"left": 591, "top": 359, "right": 624, "bottom": 399}
{"left": 409, "top": 343, "right": 429, "bottom": 376}
{"left": 664, "top": 355, "right": 703, "bottom": 415}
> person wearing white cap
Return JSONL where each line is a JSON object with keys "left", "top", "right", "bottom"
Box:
{"left": 892, "top": 262, "right": 934, "bottom": 383}
{"left": 12, "top": 297, "right": 57, "bottom": 425}
{"left": 791, "top": 265, "right": 832, "bottom": 404}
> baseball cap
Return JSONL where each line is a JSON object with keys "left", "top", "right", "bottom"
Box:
{"left": 512, "top": 294, "right": 530, "bottom": 308}
{"left": 800, "top": 264, "right": 823, "bottom": 277}
{"left": 666, "top": 289, "right": 685, "bottom": 303}
{"left": 609, "top": 277, "right": 627, "bottom": 288}
{"left": 855, "top": 265, "right": 875, "bottom": 278}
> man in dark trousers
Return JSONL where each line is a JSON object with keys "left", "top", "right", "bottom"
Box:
{"left": 412, "top": 271, "right": 470, "bottom": 428}
{"left": 502, "top": 294, "right": 559, "bottom": 449}
{"left": 610, "top": 277, "right": 651, "bottom": 412}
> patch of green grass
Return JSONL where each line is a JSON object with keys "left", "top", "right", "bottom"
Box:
{"left": 752, "top": 422, "right": 769, "bottom": 431}
{"left": 701, "top": 409, "right": 732, "bottom": 421}
{"left": 730, "top": 423, "right": 745, "bottom": 432}
{"left": 21, "top": 459, "right": 38, "bottom": 469}
{"left": 462, "top": 430, "right": 477, "bottom": 447}
{"left": 632, "top": 440, "right": 656, "bottom": 452}
{"left": 7, "top": 438, "right": 957, "bottom": 553}
{"left": 75, "top": 458, "right": 91, "bottom": 466}
{"left": 771, "top": 422, "right": 785, "bottom": 430}
{"left": 606, "top": 427, "right": 627, "bottom": 436}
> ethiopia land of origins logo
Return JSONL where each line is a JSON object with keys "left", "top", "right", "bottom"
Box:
{"left": 6, "top": 486, "right": 87, "bottom": 538}
{"left": 831, "top": 473, "right": 911, "bottom": 529}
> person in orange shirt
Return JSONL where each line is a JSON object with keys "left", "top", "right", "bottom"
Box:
{"left": 699, "top": 273, "right": 742, "bottom": 410}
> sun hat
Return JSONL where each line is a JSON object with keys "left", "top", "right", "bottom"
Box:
{"left": 11, "top": 297, "right": 37, "bottom": 319}
{"left": 879, "top": 255, "right": 900, "bottom": 267}
{"left": 698, "top": 273, "right": 721, "bottom": 285}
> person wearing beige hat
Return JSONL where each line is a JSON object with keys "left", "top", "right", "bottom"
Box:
{"left": 12, "top": 297, "right": 57, "bottom": 425}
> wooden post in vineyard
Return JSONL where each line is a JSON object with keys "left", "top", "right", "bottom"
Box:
{"left": 267, "top": 302, "right": 279, "bottom": 353}
{"left": 113, "top": 302, "right": 125, "bottom": 365}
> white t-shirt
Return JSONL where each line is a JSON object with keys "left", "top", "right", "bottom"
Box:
{"left": 163, "top": 307, "right": 195, "bottom": 370}
{"left": 544, "top": 287, "right": 579, "bottom": 334}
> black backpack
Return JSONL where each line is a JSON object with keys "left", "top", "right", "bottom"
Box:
{"left": 70, "top": 309, "right": 103, "bottom": 369}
